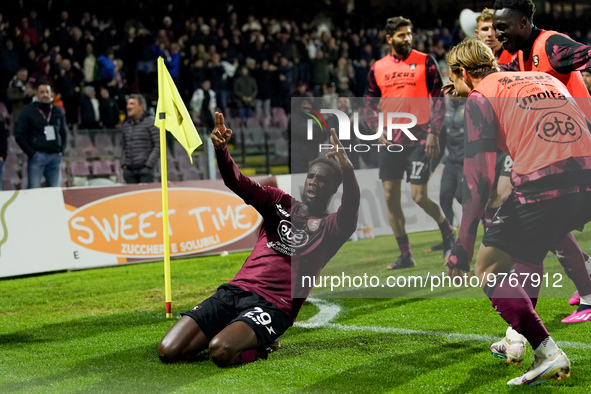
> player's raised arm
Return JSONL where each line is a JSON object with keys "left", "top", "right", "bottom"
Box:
{"left": 325, "top": 128, "right": 354, "bottom": 170}
{"left": 211, "top": 112, "right": 232, "bottom": 148}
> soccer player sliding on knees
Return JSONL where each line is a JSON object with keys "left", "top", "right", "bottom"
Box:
{"left": 158, "top": 112, "right": 360, "bottom": 367}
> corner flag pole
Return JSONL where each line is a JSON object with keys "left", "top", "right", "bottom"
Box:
{"left": 159, "top": 116, "right": 173, "bottom": 319}
{"left": 155, "top": 56, "right": 202, "bottom": 318}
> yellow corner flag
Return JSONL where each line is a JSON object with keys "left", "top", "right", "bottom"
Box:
{"left": 154, "top": 57, "right": 202, "bottom": 318}
{"left": 154, "top": 57, "right": 202, "bottom": 162}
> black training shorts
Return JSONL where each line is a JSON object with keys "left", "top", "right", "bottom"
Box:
{"left": 482, "top": 191, "right": 591, "bottom": 265}
{"left": 379, "top": 144, "right": 431, "bottom": 185}
{"left": 181, "top": 284, "right": 292, "bottom": 356}
{"left": 496, "top": 152, "right": 514, "bottom": 178}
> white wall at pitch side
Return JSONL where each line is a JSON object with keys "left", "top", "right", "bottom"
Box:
{"left": 276, "top": 165, "right": 462, "bottom": 237}
{"left": 0, "top": 189, "right": 75, "bottom": 277}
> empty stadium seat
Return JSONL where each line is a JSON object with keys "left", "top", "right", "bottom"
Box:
{"left": 90, "top": 160, "right": 114, "bottom": 176}
{"left": 73, "top": 133, "right": 96, "bottom": 157}
{"left": 271, "top": 107, "right": 289, "bottom": 128}
{"left": 94, "top": 133, "right": 116, "bottom": 156}
{"left": 69, "top": 161, "right": 92, "bottom": 176}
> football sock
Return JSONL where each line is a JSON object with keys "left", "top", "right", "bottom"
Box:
{"left": 438, "top": 218, "right": 454, "bottom": 237}
{"left": 553, "top": 233, "right": 591, "bottom": 297}
{"left": 506, "top": 326, "right": 527, "bottom": 342}
{"left": 484, "top": 276, "right": 549, "bottom": 350}
{"left": 576, "top": 304, "right": 591, "bottom": 313}
{"left": 513, "top": 259, "right": 543, "bottom": 309}
{"left": 483, "top": 207, "right": 497, "bottom": 230}
{"left": 579, "top": 293, "right": 591, "bottom": 306}
{"left": 534, "top": 336, "right": 560, "bottom": 359}
{"left": 396, "top": 235, "right": 412, "bottom": 257}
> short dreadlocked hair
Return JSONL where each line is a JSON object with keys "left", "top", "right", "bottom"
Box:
{"left": 493, "top": 0, "right": 536, "bottom": 21}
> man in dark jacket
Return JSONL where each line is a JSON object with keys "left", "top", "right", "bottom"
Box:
{"left": 233, "top": 65, "right": 257, "bottom": 125}
{"left": 121, "top": 94, "right": 159, "bottom": 184}
{"left": 7, "top": 68, "right": 36, "bottom": 127}
{"left": 15, "top": 82, "right": 68, "bottom": 188}
{"left": 98, "top": 86, "right": 120, "bottom": 129}
{"left": 79, "top": 85, "right": 100, "bottom": 129}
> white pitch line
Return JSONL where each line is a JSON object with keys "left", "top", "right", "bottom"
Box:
{"left": 294, "top": 298, "right": 341, "bottom": 328}
{"left": 294, "top": 298, "right": 591, "bottom": 350}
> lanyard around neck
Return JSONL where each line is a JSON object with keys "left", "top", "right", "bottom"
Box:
{"left": 36, "top": 104, "right": 53, "bottom": 124}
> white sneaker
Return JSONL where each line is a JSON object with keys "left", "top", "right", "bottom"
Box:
{"left": 507, "top": 350, "right": 571, "bottom": 386}
{"left": 490, "top": 327, "right": 527, "bottom": 364}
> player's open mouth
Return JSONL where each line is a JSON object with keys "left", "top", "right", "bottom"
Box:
{"left": 306, "top": 189, "right": 317, "bottom": 198}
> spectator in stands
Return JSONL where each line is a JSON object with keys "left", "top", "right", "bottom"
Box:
{"left": 135, "top": 27, "right": 156, "bottom": 93}
{"left": 219, "top": 36, "right": 243, "bottom": 65}
{"left": 190, "top": 79, "right": 217, "bottom": 131}
{"left": 288, "top": 96, "right": 326, "bottom": 173}
{"left": 293, "top": 80, "right": 311, "bottom": 98}
{"left": 21, "top": 48, "right": 38, "bottom": 76}
{"left": 207, "top": 53, "right": 232, "bottom": 112}
{"left": 82, "top": 43, "right": 100, "bottom": 85}
{"left": 352, "top": 58, "right": 369, "bottom": 97}
{"left": 188, "top": 58, "right": 207, "bottom": 94}
{"left": 1, "top": 39, "right": 20, "bottom": 101}
{"left": 321, "top": 81, "right": 338, "bottom": 109}
{"left": 49, "top": 10, "right": 72, "bottom": 49}
{"left": 275, "top": 56, "right": 293, "bottom": 114}
{"left": 17, "top": 17, "right": 39, "bottom": 46}
{"left": 332, "top": 56, "right": 354, "bottom": 93}
{"left": 152, "top": 41, "right": 181, "bottom": 85}
{"left": 55, "top": 58, "right": 83, "bottom": 127}
{"left": 7, "top": 68, "right": 35, "bottom": 127}
{"left": 97, "top": 48, "right": 116, "bottom": 84}
{"left": 79, "top": 85, "right": 100, "bottom": 129}
{"left": 28, "top": 55, "right": 51, "bottom": 88}
{"left": 108, "top": 58, "right": 127, "bottom": 109}
{"left": 233, "top": 65, "right": 257, "bottom": 126}
{"left": 292, "top": 56, "right": 311, "bottom": 89}
{"left": 67, "top": 27, "right": 85, "bottom": 64}
{"left": 310, "top": 48, "right": 329, "bottom": 96}
{"left": 121, "top": 94, "right": 159, "bottom": 184}
{"left": 15, "top": 82, "right": 68, "bottom": 188}
{"left": 252, "top": 59, "right": 272, "bottom": 126}
{"left": 98, "top": 86, "right": 120, "bottom": 129}
{"left": 27, "top": 11, "right": 44, "bottom": 42}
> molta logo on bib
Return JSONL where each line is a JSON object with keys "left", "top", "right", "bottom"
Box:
{"left": 516, "top": 86, "right": 568, "bottom": 110}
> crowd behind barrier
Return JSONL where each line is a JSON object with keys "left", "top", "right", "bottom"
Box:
{"left": 0, "top": 1, "right": 590, "bottom": 189}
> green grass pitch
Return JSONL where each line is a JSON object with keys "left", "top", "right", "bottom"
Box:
{"left": 1, "top": 229, "right": 590, "bottom": 393}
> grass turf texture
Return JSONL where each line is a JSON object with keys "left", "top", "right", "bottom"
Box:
{"left": 1, "top": 229, "right": 590, "bottom": 393}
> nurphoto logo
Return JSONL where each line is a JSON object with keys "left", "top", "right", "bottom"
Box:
{"left": 304, "top": 107, "right": 418, "bottom": 153}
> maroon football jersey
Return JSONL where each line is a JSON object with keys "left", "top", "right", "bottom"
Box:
{"left": 215, "top": 145, "right": 360, "bottom": 321}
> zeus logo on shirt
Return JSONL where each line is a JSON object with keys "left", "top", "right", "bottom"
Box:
{"left": 275, "top": 203, "right": 290, "bottom": 218}
{"left": 278, "top": 220, "right": 309, "bottom": 248}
